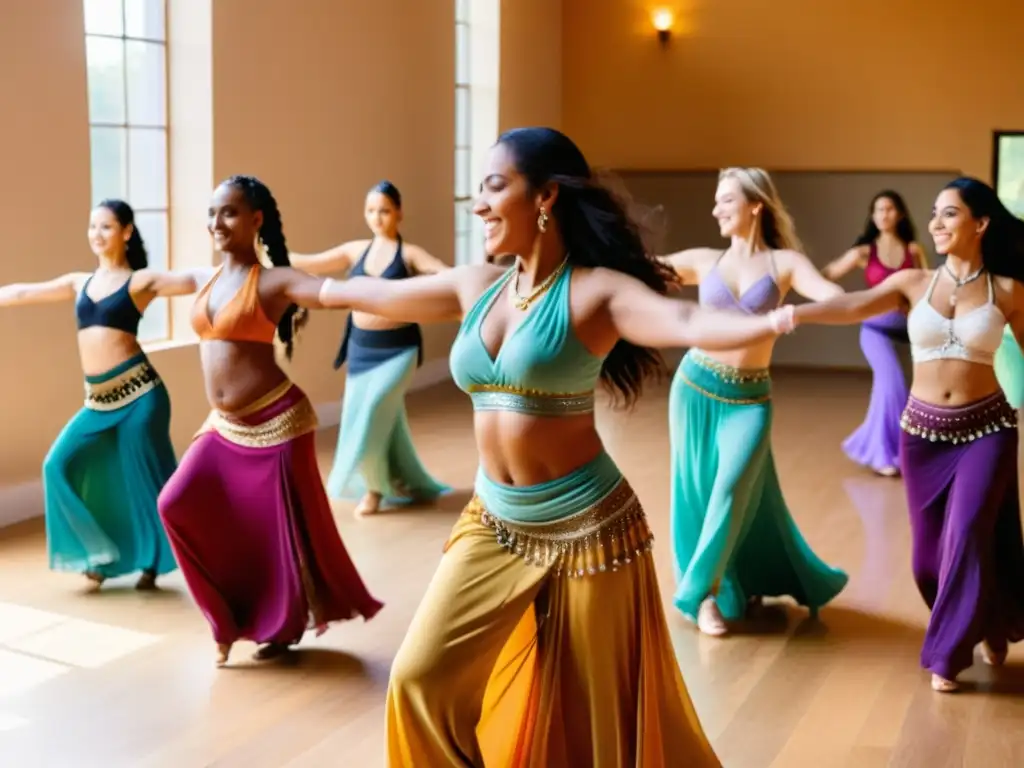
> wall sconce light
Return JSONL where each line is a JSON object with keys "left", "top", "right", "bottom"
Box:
{"left": 652, "top": 9, "right": 674, "bottom": 46}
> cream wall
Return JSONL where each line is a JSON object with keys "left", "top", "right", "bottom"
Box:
{"left": 0, "top": 1, "right": 558, "bottom": 526}
{"left": 562, "top": 0, "right": 1024, "bottom": 179}
{"left": 499, "top": 0, "right": 563, "bottom": 131}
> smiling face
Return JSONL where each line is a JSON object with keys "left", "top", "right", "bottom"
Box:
{"left": 87, "top": 205, "right": 130, "bottom": 261}
{"left": 929, "top": 188, "right": 987, "bottom": 257}
{"left": 364, "top": 191, "right": 401, "bottom": 238}
{"left": 473, "top": 142, "right": 549, "bottom": 257}
{"left": 712, "top": 176, "right": 760, "bottom": 239}
{"left": 207, "top": 182, "right": 262, "bottom": 254}
{"left": 872, "top": 195, "right": 901, "bottom": 234}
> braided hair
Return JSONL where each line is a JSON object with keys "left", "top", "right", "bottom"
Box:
{"left": 223, "top": 175, "right": 308, "bottom": 359}
{"left": 97, "top": 199, "right": 148, "bottom": 270}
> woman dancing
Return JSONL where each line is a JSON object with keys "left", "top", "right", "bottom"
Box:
{"left": 658, "top": 168, "right": 849, "bottom": 637}
{"left": 312, "top": 128, "right": 792, "bottom": 767}
{"left": 157, "top": 176, "right": 383, "bottom": 666}
{"left": 0, "top": 200, "right": 199, "bottom": 589}
{"left": 822, "top": 190, "right": 928, "bottom": 476}
{"left": 290, "top": 181, "right": 450, "bottom": 516}
{"left": 785, "top": 176, "right": 1024, "bottom": 691}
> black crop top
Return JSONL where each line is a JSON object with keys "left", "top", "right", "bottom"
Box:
{"left": 76, "top": 275, "right": 142, "bottom": 334}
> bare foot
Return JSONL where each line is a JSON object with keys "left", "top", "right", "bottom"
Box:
{"left": 697, "top": 597, "right": 728, "bottom": 637}
{"left": 253, "top": 642, "right": 290, "bottom": 661}
{"left": 980, "top": 640, "right": 1007, "bottom": 667}
{"left": 85, "top": 571, "right": 105, "bottom": 590}
{"left": 876, "top": 466, "right": 900, "bottom": 477}
{"left": 135, "top": 570, "right": 157, "bottom": 591}
{"left": 931, "top": 674, "right": 959, "bottom": 692}
{"left": 216, "top": 643, "right": 232, "bottom": 667}
{"left": 354, "top": 492, "right": 382, "bottom": 518}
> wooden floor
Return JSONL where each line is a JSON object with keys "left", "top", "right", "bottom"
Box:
{"left": 1, "top": 368, "right": 1023, "bottom": 767}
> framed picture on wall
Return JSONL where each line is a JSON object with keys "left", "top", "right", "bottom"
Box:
{"left": 992, "top": 131, "right": 1024, "bottom": 218}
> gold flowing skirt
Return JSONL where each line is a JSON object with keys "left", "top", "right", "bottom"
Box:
{"left": 385, "top": 479, "right": 721, "bottom": 767}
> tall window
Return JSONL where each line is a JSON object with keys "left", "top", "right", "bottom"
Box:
{"left": 454, "top": 0, "right": 499, "bottom": 266}
{"left": 454, "top": 0, "right": 474, "bottom": 266}
{"left": 84, "top": 0, "right": 169, "bottom": 342}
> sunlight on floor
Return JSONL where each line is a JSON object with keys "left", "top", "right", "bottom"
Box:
{"left": 0, "top": 601, "right": 162, "bottom": 705}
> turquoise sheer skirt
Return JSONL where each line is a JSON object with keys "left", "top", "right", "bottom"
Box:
{"left": 326, "top": 343, "right": 450, "bottom": 505}
{"left": 44, "top": 353, "right": 178, "bottom": 578}
{"left": 669, "top": 351, "right": 848, "bottom": 622}
{"left": 995, "top": 325, "right": 1024, "bottom": 409}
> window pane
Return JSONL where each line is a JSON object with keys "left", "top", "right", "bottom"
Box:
{"left": 455, "top": 148, "right": 472, "bottom": 199}
{"left": 134, "top": 211, "right": 168, "bottom": 342}
{"left": 133, "top": 211, "right": 168, "bottom": 271}
{"left": 83, "top": 0, "right": 124, "bottom": 36}
{"left": 455, "top": 0, "right": 470, "bottom": 24}
{"left": 137, "top": 297, "right": 168, "bottom": 342}
{"left": 125, "top": 0, "right": 165, "bottom": 40}
{"left": 86, "top": 37, "right": 126, "bottom": 124}
{"left": 455, "top": 232, "right": 470, "bottom": 268}
{"left": 455, "top": 22, "right": 471, "bottom": 85}
{"left": 455, "top": 87, "right": 470, "bottom": 147}
{"left": 126, "top": 40, "right": 166, "bottom": 125}
{"left": 89, "top": 127, "right": 127, "bottom": 204}
{"left": 128, "top": 128, "right": 168, "bottom": 209}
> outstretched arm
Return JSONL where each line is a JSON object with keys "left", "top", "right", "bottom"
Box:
{"left": 605, "top": 272, "right": 781, "bottom": 350}
{"left": 134, "top": 267, "right": 215, "bottom": 298}
{"left": 289, "top": 240, "right": 366, "bottom": 276}
{"left": 822, "top": 246, "right": 867, "bottom": 281}
{"left": 787, "top": 251, "right": 845, "bottom": 301}
{"left": 792, "top": 270, "right": 914, "bottom": 326}
{"left": 0, "top": 272, "right": 87, "bottom": 307}
{"left": 656, "top": 247, "right": 715, "bottom": 286}
{"left": 405, "top": 244, "right": 452, "bottom": 275}
{"left": 273, "top": 265, "right": 496, "bottom": 324}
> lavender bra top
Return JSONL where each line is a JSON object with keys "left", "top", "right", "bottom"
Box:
{"left": 698, "top": 251, "right": 782, "bottom": 315}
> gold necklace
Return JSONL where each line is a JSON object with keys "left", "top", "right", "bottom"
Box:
{"left": 508, "top": 258, "right": 569, "bottom": 311}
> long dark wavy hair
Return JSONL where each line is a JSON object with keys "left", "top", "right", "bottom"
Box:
{"left": 853, "top": 190, "right": 917, "bottom": 247}
{"left": 496, "top": 127, "right": 676, "bottom": 408}
{"left": 944, "top": 177, "right": 1024, "bottom": 281}
{"left": 223, "top": 175, "right": 308, "bottom": 359}
{"left": 97, "top": 199, "right": 147, "bottom": 270}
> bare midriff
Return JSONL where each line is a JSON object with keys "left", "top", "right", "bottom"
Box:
{"left": 910, "top": 360, "right": 1003, "bottom": 406}
{"left": 77, "top": 328, "right": 145, "bottom": 377}
{"left": 199, "top": 340, "right": 290, "bottom": 413}
{"left": 473, "top": 411, "right": 605, "bottom": 487}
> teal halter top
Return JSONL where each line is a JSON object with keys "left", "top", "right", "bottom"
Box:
{"left": 449, "top": 264, "right": 604, "bottom": 415}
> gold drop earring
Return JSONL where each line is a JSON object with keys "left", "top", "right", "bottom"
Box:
{"left": 537, "top": 207, "right": 549, "bottom": 234}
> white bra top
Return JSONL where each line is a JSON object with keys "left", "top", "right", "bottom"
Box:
{"left": 907, "top": 269, "right": 1005, "bottom": 366}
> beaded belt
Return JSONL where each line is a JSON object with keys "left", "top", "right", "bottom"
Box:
{"left": 900, "top": 392, "right": 1017, "bottom": 444}
{"left": 468, "top": 385, "right": 595, "bottom": 416}
{"left": 465, "top": 480, "right": 654, "bottom": 578}
{"left": 197, "top": 383, "right": 319, "bottom": 448}
{"left": 677, "top": 350, "right": 772, "bottom": 405}
{"left": 84, "top": 360, "right": 162, "bottom": 411}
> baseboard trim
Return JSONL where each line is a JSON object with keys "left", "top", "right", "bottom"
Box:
{"left": 0, "top": 362, "right": 455, "bottom": 530}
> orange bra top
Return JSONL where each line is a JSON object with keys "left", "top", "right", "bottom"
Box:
{"left": 191, "top": 265, "right": 278, "bottom": 344}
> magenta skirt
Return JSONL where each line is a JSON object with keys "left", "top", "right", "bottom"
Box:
{"left": 158, "top": 381, "right": 383, "bottom": 645}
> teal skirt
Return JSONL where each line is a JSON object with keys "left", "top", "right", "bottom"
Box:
{"left": 995, "top": 325, "right": 1024, "bottom": 409}
{"left": 326, "top": 327, "right": 450, "bottom": 505}
{"left": 44, "top": 353, "right": 178, "bottom": 578}
{"left": 669, "top": 351, "right": 848, "bottom": 621}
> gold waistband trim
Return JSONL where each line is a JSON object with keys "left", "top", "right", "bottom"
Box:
{"left": 84, "top": 360, "right": 161, "bottom": 411}
{"left": 677, "top": 373, "right": 772, "bottom": 406}
{"left": 197, "top": 395, "right": 319, "bottom": 448}
{"left": 228, "top": 379, "right": 295, "bottom": 419}
{"left": 464, "top": 480, "right": 654, "bottom": 578}
{"left": 688, "top": 350, "right": 771, "bottom": 383}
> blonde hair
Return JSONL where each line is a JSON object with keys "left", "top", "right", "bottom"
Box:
{"left": 718, "top": 167, "right": 803, "bottom": 252}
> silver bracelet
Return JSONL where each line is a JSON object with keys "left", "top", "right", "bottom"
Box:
{"left": 318, "top": 277, "right": 337, "bottom": 304}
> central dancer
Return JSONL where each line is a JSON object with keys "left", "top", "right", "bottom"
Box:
{"left": 315, "top": 129, "right": 789, "bottom": 767}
